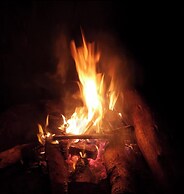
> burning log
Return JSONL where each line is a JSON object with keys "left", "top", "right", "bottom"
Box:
{"left": 45, "top": 142, "right": 68, "bottom": 194}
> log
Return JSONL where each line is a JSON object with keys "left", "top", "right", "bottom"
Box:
{"left": 46, "top": 142, "right": 68, "bottom": 194}
{"left": 104, "top": 120, "right": 158, "bottom": 194}
{"left": 122, "top": 89, "right": 172, "bottom": 191}
{"left": 0, "top": 143, "right": 32, "bottom": 169}
{"left": 103, "top": 141, "right": 135, "bottom": 194}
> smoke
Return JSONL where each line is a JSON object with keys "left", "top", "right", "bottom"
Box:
{"left": 53, "top": 32, "right": 71, "bottom": 84}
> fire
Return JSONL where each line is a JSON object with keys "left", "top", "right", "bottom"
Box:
{"left": 62, "top": 33, "right": 119, "bottom": 135}
{"left": 36, "top": 32, "right": 124, "bottom": 184}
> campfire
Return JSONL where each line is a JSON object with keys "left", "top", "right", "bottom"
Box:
{"left": 0, "top": 32, "right": 171, "bottom": 194}
{"left": 36, "top": 32, "right": 136, "bottom": 193}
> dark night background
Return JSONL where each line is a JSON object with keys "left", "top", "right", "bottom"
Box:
{"left": 0, "top": 1, "right": 183, "bottom": 193}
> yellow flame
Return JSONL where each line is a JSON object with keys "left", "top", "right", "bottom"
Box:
{"left": 65, "top": 34, "right": 104, "bottom": 135}
{"left": 37, "top": 124, "right": 45, "bottom": 145}
{"left": 62, "top": 33, "right": 119, "bottom": 135}
{"left": 108, "top": 81, "right": 119, "bottom": 111}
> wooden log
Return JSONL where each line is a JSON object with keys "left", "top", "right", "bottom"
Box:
{"left": 122, "top": 89, "right": 171, "bottom": 191}
{"left": 103, "top": 141, "right": 135, "bottom": 194}
{"left": 46, "top": 142, "right": 68, "bottom": 194}
{"left": 0, "top": 144, "right": 32, "bottom": 169}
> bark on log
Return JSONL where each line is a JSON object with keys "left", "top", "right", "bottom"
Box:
{"left": 104, "top": 142, "right": 135, "bottom": 194}
{"left": 0, "top": 144, "right": 31, "bottom": 169}
{"left": 122, "top": 90, "right": 171, "bottom": 191}
{"left": 46, "top": 142, "right": 68, "bottom": 194}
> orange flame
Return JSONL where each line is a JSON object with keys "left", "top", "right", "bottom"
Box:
{"left": 63, "top": 33, "right": 119, "bottom": 135}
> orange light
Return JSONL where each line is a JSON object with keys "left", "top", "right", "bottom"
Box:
{"left": 60, "top": 33, "right": 119, "bottom": 135}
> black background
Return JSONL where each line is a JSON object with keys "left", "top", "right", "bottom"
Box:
{"left": 0, "top": 0, "right": 183, "bottom": 186}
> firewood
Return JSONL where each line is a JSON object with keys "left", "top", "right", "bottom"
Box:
{"left": 122, "top": 90, "right": 171, "bottom": 190}
{"left": 0, "top": 143, "right": 32, "bottom": 169}
{"left": 45, "top": 142, "right": 68, "bottom": 194}
{"left": 103, "top": 142, "right": 135, "bottom": 194}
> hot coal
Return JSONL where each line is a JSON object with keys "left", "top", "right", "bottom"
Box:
{"left": 69, "top": 142, "right": 98, "bottom": 160}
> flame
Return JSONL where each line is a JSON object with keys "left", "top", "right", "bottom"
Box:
{"left": 108, "top": 81, "right": 119, "bottom": 111}
{"left": 61, "top": 33, "right": 119, "bottom": 135}
{"left": 64, "top": 34, "right": 104, "bottom": 135}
